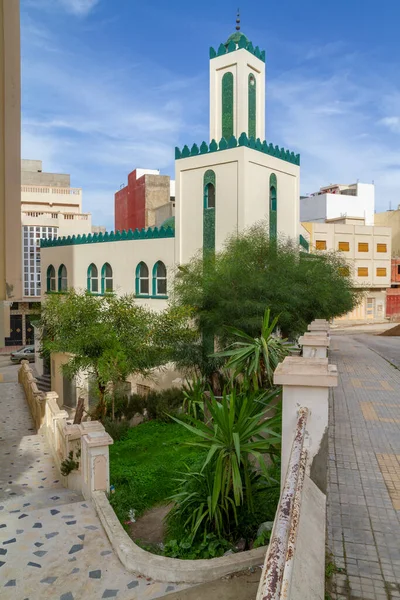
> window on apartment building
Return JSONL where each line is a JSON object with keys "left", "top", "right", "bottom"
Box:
{"left": 152, "top": 261, "right": 167, "bottom": 296}
{"left": 58, "top": 264, "right": 68, "bottom": 292}
{"left": 87, "top": 263, "right": 99, "bottom": 293}
{"left": 47, "top": 265, "right": 56, "bottom": 292}
{"left": 315, "top": 240, "right": 327, "bottom": 250}
{"left": 338, "top": 242, "right": 350, "bottom": 252}
{"left": 339, "top": 266, "right": 350, "bottom": 277}
{"left": 101, "top": 263, "right": 113, "bottom": 293}
{"left": 358, "top": 242, "right": 369, "bottom": 252}
{"left": 135, "top": 262, "right": 149, "bottom": 296}
{"left": 398, "top": 265, "right": 400, "bottom": 276}
{"left": 358, "top": 267, "right": 369, "bottom": 277}
{"left": 377, "top": 243, "right": 387, "bottom": 253}
{"left": 376, "top": 268, "right": 387, "bottom": 277}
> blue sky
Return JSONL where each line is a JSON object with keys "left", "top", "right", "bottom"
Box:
{"left": 21, "top": 0, "right": 400, "bottom": 229}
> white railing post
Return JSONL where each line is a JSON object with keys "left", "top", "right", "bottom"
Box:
{"left": 298, "top": 332, "right": 330, "bottom": 358}
{"left": 80, "top": 422, "right": 113, "bottom": 500}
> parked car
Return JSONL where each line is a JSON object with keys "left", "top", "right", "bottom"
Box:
{"left": 10, "top": 345, "right": 35, "bottom": 364}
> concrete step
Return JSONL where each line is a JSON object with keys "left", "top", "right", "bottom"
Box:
{"left": 0, "top": 487, "right": 84, "bottom": 514}
{"left": 35, "top": 374, "right": 51, "bottom": 392}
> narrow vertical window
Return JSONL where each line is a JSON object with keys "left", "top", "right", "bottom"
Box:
{"left": 47, "top": 265, "right": 56, "bottom": 292}
{"left": 101, "top": 263, "right": 113, "bottom": 293}
{"left": 203, "top": 170, "right": 216, "bottom": 254}
{"left": 269, "top": 173, "right": 277, "bottom": 239}
{"left": 221, "top": 72, "right": 234, "bottom": 140}
{"left": 87, "top": 263, "right": 98, "bottom": 293}
{"left": 152, "top": 261, "right": 167, "bottom": 297}
{"left": 135, "top": 262, "right": 149, "bottom": 296}
{"left": 58, "top": 264, "right": 67, "bottom": 292}
{"left": 248, "top": 73, "right": 256, "bottom": 139}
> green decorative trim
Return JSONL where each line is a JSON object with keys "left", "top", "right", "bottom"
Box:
{"left": 41, "top": 225, "right": 175, "bottom": 249}
{"left": 299, "top": 234, "right": 310, "bottom": 251}
{"left": 101, "top": 262, "right": 113, "bottom": 294}
{"left": 152, "top": 261, "right": 167, "bottom": 297}
{"left": 248, "top": 73, "right": 256, "bottom": 139}
{"left": 175, "top": 132, "right": 300, "bottom": 166}
{"left": 135, "top": 261, "right": 149, "bottom": 296}
{"left": 87, "top": 263, "right": 99, "bottom": 293}
{"left": 222, "top": 72, "right": 234, "bottom": 140}
{"left": 203, "top": 170, "right": 216, "bottom": 254}
{"left": 58, "top": 264, "right": 67, "bottom": 292}
{"left": 209, "top": 36, "right": 265, "bottom": 63}
{"left": 46, "top": 265, "right": 56, "bottom": 292}
{"left": 269, "top": 173, "right": 277, "bottom": 240}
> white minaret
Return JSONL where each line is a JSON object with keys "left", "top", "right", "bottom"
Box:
{"left": 209, "top": 13, "right": 266, "bottom": 143}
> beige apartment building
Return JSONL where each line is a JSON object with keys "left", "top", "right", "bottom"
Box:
{"left": 303, "top": 217, "right": 391, "bottom": 322}
{"left": 375, "top": 207, "right": 400, "bottom": 256}
{"left": 0, "top": 0, "right": 22, "bottom": 347}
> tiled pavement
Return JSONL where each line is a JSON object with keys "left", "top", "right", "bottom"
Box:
{"left": 327, "top": 336, "right": 400, "bottom": 600}
{"left": 0, "top": 365, "right": 189, "bottom": 600}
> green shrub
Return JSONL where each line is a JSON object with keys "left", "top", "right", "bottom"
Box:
{"left": 146, "top": 388, "right": 185, "bottom": 422}
{"left": 103, "top": 417, "right": 130, "bottom": 441}
{"left": 163, "top": 533, "right": 232, "bottom": 559}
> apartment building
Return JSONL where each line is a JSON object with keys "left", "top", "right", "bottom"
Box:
{"left": 301, "top": 182, "right": 375, "bottom": 226}
{"left": 303, "top": 217, "right": 391, "bottom": 321}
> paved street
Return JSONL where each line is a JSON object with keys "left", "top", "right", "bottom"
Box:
{"left": 327, "top": 335, "right": 400, "bottom": 599}
{"left": 0, "top": 359, "right": 187, "bottom": 600}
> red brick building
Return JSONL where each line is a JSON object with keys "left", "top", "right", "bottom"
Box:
{"left": 386, "top": 258, "right": 400, "bottom": 319}
{"left": 115, "top": 168, "right": 174, "bottom": 232}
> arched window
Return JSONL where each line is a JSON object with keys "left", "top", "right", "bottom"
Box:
{"left": 58, "top": 264, "right": 68, "bottom": 292}
{"left": 248, "top": 73, "right": 256, "bottom": 139}
{"left": 221, "top": 71, "right": 234, "bottom": 140}
{"left": 101, "top": 263, "right": 113, "bottom": 293}
{"left": 135, "top": 262, "right": 149, "bottom": 296}
{"left": 203, "top": 170, "right": 216, "bottom": 254}
{"left": 269, "top": 173, "right": 277, "bottom": 239}
{"left": 152, "top": 261, "right": 167, "bottom": 297}
{"left": 47, "top": 265, "right": 56, "bottom": 292}
{"left": 87, "top": 263, "right": 99, "bottom": 293}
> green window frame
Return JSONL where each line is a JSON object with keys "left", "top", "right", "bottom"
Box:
{"left": 87, "top": 263, "right": 99, "bottom": 293}
{"left": 269, "top": 173, "right": 277, "bottom": 239}
{"left": 47, "top": 264, "right": 56, "bottom": 292}
{"left": 221, "top": 71, "right": 234, "bottom": 139}
{"left": 248, "top": 73, "right": 256, "bottom": 139}
{"left": 58, "top": 264, "right": 67, "bottom": 292}
{"left": 101, "top": 262, "right": 113, "bottom": 293}
{"left": 152, "top": 261, "right": 167, "bottom": 297}
{"left": 135, "top": 262, "right": 149, "bottom": 297}
{"left": 203, "top": 170, "right": 216, "bottom": 254}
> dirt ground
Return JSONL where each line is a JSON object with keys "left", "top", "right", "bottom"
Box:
{"left": 166, "top": 568, "right": 262, "bottom": 600}
{"left": 129, "top": 503, "right": 172, "bottom": 544}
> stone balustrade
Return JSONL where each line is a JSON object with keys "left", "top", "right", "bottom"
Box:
{"left": 18, "top": 361, "right": 113, "bottom": 500}
{"left": 298, "top": 332, "right": 330, "bottom": 358}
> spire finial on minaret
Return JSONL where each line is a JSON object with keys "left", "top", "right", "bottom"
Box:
{"left": 236, "top": 8, "right": 240, "bottom": 31}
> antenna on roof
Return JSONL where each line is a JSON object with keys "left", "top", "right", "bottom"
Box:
{"left": 236, "top": 8, "right": 240, "bottom": 31}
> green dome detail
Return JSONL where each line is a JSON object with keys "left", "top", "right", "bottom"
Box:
{"left": 160, "top": 216, "right": 175, "bottom": 231}
{"left": 225, "top": 31, "right": 249, "bottom": 47}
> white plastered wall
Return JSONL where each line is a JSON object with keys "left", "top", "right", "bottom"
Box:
{"left": 300, "top": 184, "right": 375, "bottom": 226}
{"left": 209, "top": 48, "right": 266, "bottom": 142}
{"left": 175, "top": 147, "right": 300, "bottom": 265}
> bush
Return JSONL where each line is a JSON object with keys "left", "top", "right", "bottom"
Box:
{"left": 103, "top": 417, "right": 130, "bottom": 442}
{"left": 146, "top": 388, "right": 184, "bottom": 422}
{"left": 164, "top": 533, "right": 232, "bottom": 559}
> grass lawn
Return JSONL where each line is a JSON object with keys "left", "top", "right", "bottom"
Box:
{"left": 109, "top": 420, "right": 206, "bottom": 524}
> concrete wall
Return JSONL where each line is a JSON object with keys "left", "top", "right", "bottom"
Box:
{"left": 21, "top": 166, "right": 70, "bottom": 188}
{"left": 0, "top": 0, "right": 22, "bottom": 345}
{"left": 209, "top": 48, "right": 266, "bottom": 141}
{"left": 154, "top": 202, "right": 174, "bottom": 227}
{"left": 144, "top": 175, "right": 171, "bottom": 227}
{"left": 300, "top": 184, "right": 375, "bottom": 226}
{"left": 375, "top": 209, "right": 400, "bottom": 256}
{"left": 175, "top": 146, "right": 300, "bottom": 265}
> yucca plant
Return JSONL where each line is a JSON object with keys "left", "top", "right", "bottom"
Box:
{"left": 213, "top": 308, "right": 293, "bottom": 389}
{"left": 172, "top": 387, "right": 281, "bottom": 525}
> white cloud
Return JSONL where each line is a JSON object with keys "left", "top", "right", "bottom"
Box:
{"left": 379, "top": 116, "right": 400, "bottom": 133}
{"left": 59, "top": 0, "right": 100, "bottom": 15}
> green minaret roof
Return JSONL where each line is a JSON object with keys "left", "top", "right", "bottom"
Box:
{"left": 225, "top": 31, "right": 249, "bottom": 47}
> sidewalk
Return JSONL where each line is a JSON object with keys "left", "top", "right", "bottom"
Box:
{"left": 327, "top": 336, "right": 400, "bottom": 599}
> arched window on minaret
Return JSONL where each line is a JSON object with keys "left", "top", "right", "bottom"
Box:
{"left": 203, "top": 170, "right": 216, "bottom": 253}
{"left": 221, "top": 72, "right": 234, "bottom": 140}
{"left": 269, "top": 173, "right": 277, "bottom": 239}
{"left": 248, "top": 73, "right": 256, "bottom": 139}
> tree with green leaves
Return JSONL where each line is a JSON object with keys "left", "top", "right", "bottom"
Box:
{"left": 40, "top": 291, "right": 193, "bottom": 418}
{"left": 172, "top": 224, "right": 361, "bottom": 378}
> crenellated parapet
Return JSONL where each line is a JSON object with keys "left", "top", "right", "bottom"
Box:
{"left": 175, "top": 133, "right": 300, "bottom": 166}
{"left": 40, "top": 225, "right": 175, "bottom": 248}
{"left": 209, "top": 38, "right": 265, "bottom": 63}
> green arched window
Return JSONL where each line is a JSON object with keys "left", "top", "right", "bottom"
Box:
{"left": 47, "top": 265, "right": 56, "bottom": 292}
{"left": 222, "top": 72, "right": 234, "bottom": 140}
{"left": 58, "top": 264, "right": 67, "bottom": 292}
{"left": 269, "top": 173, "right": 277, "bottom": 239}
{"left": 248, "top": 73, "right": 256, "bottom": 139}
{"left": 101, "top": 262, "right": 113, "bottom": 293}
{"left": 135, "top": 262, "right": 149, "bottom": 296}
{"left": 152, "top": 261, "right": 167, "bottom": 297}
{"left": 87, "top": 263, "right": 99, "bottom": 293}
{"left": 203, "top": 170, "right": 216, "bottom": 254}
